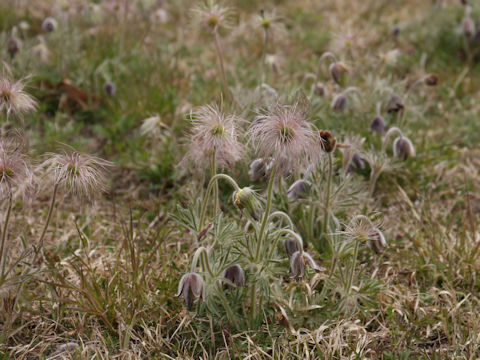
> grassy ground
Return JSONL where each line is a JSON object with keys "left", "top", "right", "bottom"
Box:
{"left": 1, "top": 0, "right": 480, "bottom": 358}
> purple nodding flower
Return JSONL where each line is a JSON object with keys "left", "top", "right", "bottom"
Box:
{"left": 367, "top": 228, "right": 387, "bottom": 254}
{"left": 370, "top": 116, "right": 387, "bottom": 135}
{"left": 223, "top": 264, "right": 245, "bottom": 290}
{"left": 393, "top": 136, "right": 415, "bottom": 161}
{"left": 176, "top": 272, "right": 205, "bottom": 310}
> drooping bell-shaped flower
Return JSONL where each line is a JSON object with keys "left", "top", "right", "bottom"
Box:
{"left": 393, "top": 136, "right": 415, "bottom": 161}
{"left": 223, "top": 264, "right": 245, "bottom": 290}
{"left": 290, "top": 251, "right": 323, "bottom": 280}
{"left": 287, "top": 179, "right": 311, "bottom": 200}
{"left": 176, "top": 272, "right": 205, "bottom": 310}
{"left": 367, "top": 228, "right": 387, "bottom": 254}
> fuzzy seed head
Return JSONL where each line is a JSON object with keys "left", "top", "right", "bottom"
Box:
{"left": 0, "top": 135, "right": 34, "bottom": 199}
{"left": 0, "top": 75, "right": 36, "bottom": 117}
{"left": 462, "top": 17, "right": 475, "bottom": 38}
{"left": 42, "top": 149, "right": 113, "bottom": 200}
{"left": 393, "top": 136, "right": 416, "bottom": 161}
{"left": 182, "top": 104, "right": 243, "bottom": 170}
{"left": 176, "top": 272, "right": 205, "bottom": 310}
{"left": 194, "top": 1, "right": 231, "bottom": 32}
{"left": 248, "top": 101, "right": 317, "bottom": 175}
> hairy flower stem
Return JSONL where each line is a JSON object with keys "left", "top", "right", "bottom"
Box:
{"left": 0, "top": 193, "right": 12, "bottom": 272}
{"left": 308, "top": 205, "right": 315, "bottom": 246}
{"left": 251, "top": 165, "right": 277, "bottom": 318}
{"left": 345, "top": 239, "right": 360, "bottom": 298}
{"left": 267, "top": 211, "right": 294, "bottom": 230}
{"left": 213, "top": 28, "right": 230, "bottom": 100}
{"left": 199, "top": 174, "right": 240, "bottom": 231}
{"left": 260, "top": 27, "right": 269, "bottom": 84}
{"left": 211, "top": 150, "right": 219, "bottom": 215}
{"left": 368, "top": 171, "right": 380, "bottom": 198}
{"left": 322, "top": 153, "right": 333, "bottom": 248}
{"left": 255, "top": 165, "right": 277, "bottom": 261}
{"left": 35, "top": 183, "right": 59, "bottom": 262}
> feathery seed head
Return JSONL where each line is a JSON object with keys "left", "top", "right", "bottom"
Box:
{"left": 182, "top": 104, "right": 243, "bottom": 169}
{"left": 194, "top": 1, "right": 231, "bottom": 32}
{"left": 248, "top": 101, "right": 317, "bottom": 175}
{"left": 0, "top": 74, "right": 36, "bottom": 117}
{"left": 0, "top": 135, "right": 34, "bottom": 199}
{"left": 42, "top": 149, "right": 112, "bottom": 200}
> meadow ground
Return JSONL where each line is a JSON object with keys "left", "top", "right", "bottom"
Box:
{"left": 1, "top": 0, "right": 480, "bottom": 358}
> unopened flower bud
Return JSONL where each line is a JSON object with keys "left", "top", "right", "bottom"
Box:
{"left": 284, "top": 239, "right": 299, "bottom": 257}
{"left": 393, "top": 136, "right": 416, "bottom": 160}
{"left": 424, "top": 74, "right": 438, "bottom": 86}
{"left": 233, "top": 187, "right": 262, "bottom": 221}
{"left": 367, "top": 228, "right": 387, "bottom": 254}
{"left": 320, "top": 130, "right": 336, "bottom": 153}
{"left": 314, "top": 82, "right": 326, "bottom": 97}
{"left": 347, "top": 153, "right": 366, "bottom": 173}
{"left": 392, "top": 26, "right": 400, "bottom": 37}
{"left": 248, "top": 158, "right": 267, "bottom": 182}
{"left": 287, "top": 179, "right": 311, "bottom": 200}
{"left": 290, "top": 251, "right": 323, "bottom": 280}
{"left": 331, "top": 93, "right": 347, "bottom": 113}
{"left": 176, "top": 272, "right": 205, "bottom": 310}
{"left": 370, "top": 116, "right": 387, "bottom": 135}
{"left": 462, "top": 17, "right": 475, "bottom": 38}
{"left": 223, "top": 264, "right": 245, "bottom": 290}
{"left": 329, "top": 62, "right": 349, "bottom": 86}
{"left": 8, "top": 37, "right": 20, "bottom": 58}
{"left": 386, "top": 94, "right": 404, "bottom": 114}
{"left": 104, "top": 82, "right": 117, "bottom": 97}
{"left": 42, "top": 17, "right": 58, "bottom": 32}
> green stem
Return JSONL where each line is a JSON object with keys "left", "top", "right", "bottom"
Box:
{"left": 319, "top": 255, "right": 337, "bottom": 299}
{"left": 346, "top": 240, "right": 360, "bottom": 297}
{"left": 35, "top": 183, "right": 58, "bottom": 263}
{"left": 308, "top": 204, "right": 315, "bottom": 245}
{"left": 267, "top": 211, "right": 294, "bottom": 230}
{"left": 322, "top": 153, "right": 333, "bottom": 241}
{"left": 211, "top": 150, "right": 219, "bottom": 215}
{"left": 0, "top": 193, "right": 12, "bottom": 273}
{"left": 199, "top": 174, "right": 240, "bottom": 232}
{"left": 213, "top": 28, "right": 229, "bottom": 100}
{"left": 368, "top": 170, "right": 380, "bottom": 198}
{"left": 261, "top": 27, "right": 268, "bottom": 84}
{"left": 255, "top": 165, "right": 277, "bottom": 261}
